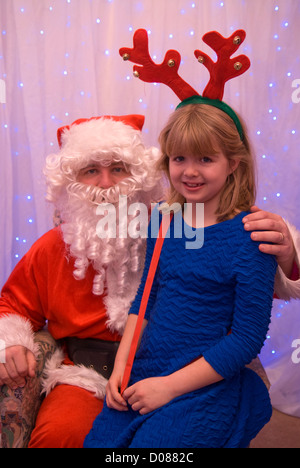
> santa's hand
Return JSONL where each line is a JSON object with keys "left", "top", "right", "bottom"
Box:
{"left": 0, "top": 345, "right": 36, "bottom": 390}
{"left": 123, "top": 377, "right": 173, "bottom": 415}
{"left": 243, "top": 206, "right": 296, "bottom": 277}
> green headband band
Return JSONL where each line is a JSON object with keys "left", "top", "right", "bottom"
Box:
{"left": 176, "top": 95, "right": 244, "bottom": 142}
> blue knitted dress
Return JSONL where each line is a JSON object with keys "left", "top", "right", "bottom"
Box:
{"left": 84, "top": 211, "right": 277, "bottom": 448}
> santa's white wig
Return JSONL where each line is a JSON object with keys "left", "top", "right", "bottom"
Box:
{"left": 45, "top": 115, "right": 161, "bottom": 205}
{"left": 44, "top": 115, "right": 164, "bottom": 333}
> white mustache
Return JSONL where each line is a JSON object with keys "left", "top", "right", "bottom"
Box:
{"left": 66, "top": 178, "right": 140, "bottom": 205}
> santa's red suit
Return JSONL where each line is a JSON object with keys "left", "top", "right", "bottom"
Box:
{"left": 0, "top": 227, "right": 123, "bottom": 447}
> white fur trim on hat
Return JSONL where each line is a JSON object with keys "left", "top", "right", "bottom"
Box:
{"left": 60, "top": 118, "right": 145, "bottom": 168}
{"left": 41, "top": 348, "right": 107, "bottom": 399}
{"left": 274, "top": 220, "right": 300, "bottom": 300}
{"left": 0, "top": 314, "right": 39, "bottom": 358}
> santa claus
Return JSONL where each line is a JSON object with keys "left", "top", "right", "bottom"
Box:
{"left": 0, "top": 114, "right": 163, "bottom": 447}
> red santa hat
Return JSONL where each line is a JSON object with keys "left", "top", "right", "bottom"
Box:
{"left": 54, "top": 114, "right": 147, "bottom": 174}
{"left": 57, "top": 114, "right": 145, "bottom": 148}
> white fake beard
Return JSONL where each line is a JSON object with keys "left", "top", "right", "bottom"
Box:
{"left": 60, "top": 180, "right": 148, "bottom": 298}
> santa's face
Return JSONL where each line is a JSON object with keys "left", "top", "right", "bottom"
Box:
{"left": 60, "top": 158, "right": 147, "bottom": 303}
{"left": 77, "top": 162, "right": 131, "bottom": 189}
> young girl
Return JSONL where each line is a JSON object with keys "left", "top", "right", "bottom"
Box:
{"left": 84, "top": 103, "right": 277, "bottom": 448}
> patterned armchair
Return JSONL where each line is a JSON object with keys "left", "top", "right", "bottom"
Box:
{"left": 0, "top": 330, "right": 57, "bottom": 448}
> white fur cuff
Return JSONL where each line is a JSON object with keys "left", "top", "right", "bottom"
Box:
{"left": 41, "top": 348, "right": 108, "bottom": 399}
{"left": 274, "top": 221, "right": 300, "bottom": 300}
{"left": 0, "top": 314, "right": 39, "bottom": 358}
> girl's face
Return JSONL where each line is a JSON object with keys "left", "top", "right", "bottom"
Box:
{"left": 77, "top": 162, "right": 131, "bottom": 188}
{"left": 169, "top": 152, "right": 238, "bottom": 211}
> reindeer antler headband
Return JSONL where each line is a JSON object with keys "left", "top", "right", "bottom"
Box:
{"left": 119, "top": 29, "right": 250, "bottom": 141}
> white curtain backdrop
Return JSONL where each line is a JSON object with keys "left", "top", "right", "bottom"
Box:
{"left": 0, "top": 0, "right": 299, "bottom": 416}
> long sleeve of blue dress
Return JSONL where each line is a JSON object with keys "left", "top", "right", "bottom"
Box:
{"left": 202, "top": 233, "right": 277, "bottom": 379}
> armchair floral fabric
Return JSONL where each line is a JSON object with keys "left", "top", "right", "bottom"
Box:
{"left": 0, "top": 330, "right": 57, "bottom": 448}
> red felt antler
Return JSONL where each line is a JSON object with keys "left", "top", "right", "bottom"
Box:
{"left": 119, "top": 29, "right": 198, "bottom": 101}
{"left": 194, "top": 30, "right": 251, "bottom": 100}
{"left": 120, "top": 29, "right": 250, "bottom": 104}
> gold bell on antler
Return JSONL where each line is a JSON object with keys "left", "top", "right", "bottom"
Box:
{"left": 233, "top": 36, "right": 241, "bottom": 45}
{"left": 197, "top": 56, "right": 205, "bottom": 64}
{"left": 234, "top": 62, "right": 243, "bottom": 71}
{"left": 122, "top": 53, "right": 130, "bottom": 61}
{"left": 168, "top": 59, "right": 175, "bottom": 67}
{"left": 133, "top": 70, "right": 140, "bottom": 78}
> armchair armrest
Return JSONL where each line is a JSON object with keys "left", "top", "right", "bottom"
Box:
{"left": 0, "top": 330, "right": 57, "bottom": 448}
{"left": 246, "top": 356, "right": 270, "bottom": 390}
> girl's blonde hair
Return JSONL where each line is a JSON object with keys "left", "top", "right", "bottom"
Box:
{"left": 157, "top": 104, "right": 256, "bottom": 222}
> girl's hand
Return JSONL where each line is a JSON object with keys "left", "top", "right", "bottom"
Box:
{"left": 105, "top": 371, "right": 128, "bottom": 411}
{"left": 123, "top": 376, "right": 174, "bottom": 415}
